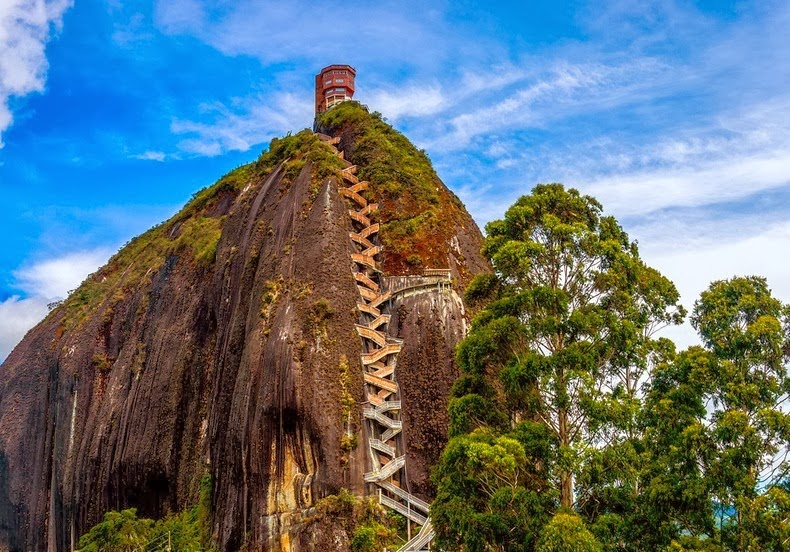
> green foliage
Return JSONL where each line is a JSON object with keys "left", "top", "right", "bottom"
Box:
{"left": 436, "top": 185, "right": 697, "bottom": 550}
{"left": 536, "top": 512, "right": 602, "bottom": 552}
{"left": 77, "top": 509, "right": 153, "bottom": 552}
{"left": 691, "top": 277, "right": 790, "bottom": 551}
{"left": 77, "top": 477, "right": 214, "bottom": 551}
{"left": 309, "top": 298, "right": 334, "bottom": 336}
{"left": 77, "top": 507, "right": 206, "bottom": 551}
{"left": 314, "top": 488, "right": 358, "bottom": 519}
{"left": 638, "top": 346, "right": 716, "bottom": 547}
{"left": 317, "top": 102, "right": 438, "bottom": 203}
{"left": 351, "top": 522, "right": 396, "bottom": 552}
{"left": 447, "top": 184, "right": 685, "bottom": 511}
{"left": 338, "top": 354, "right": 358, "bottom": 466}
{"left": 316, "top": 101, "right": 469, "bottom": 272}
{"left": 432, "top": 426, "right": 554, "bottom": 551}
{"left": 256, "top": 130, "right": 346, "bottom": 191}
{"left": 637, "top": 277, "right": 790, "bottom": 551}
{"left": 311, "top": 489, "right": 398, "bottom": 550}
{"left": 181, "top": 217, "right": 223, "bottom": 266}
{"left": 259, "top": 277, "right": 283, "bottom": 324}
{"left": 92, "top": 352, "right": 112, "bottom": 373}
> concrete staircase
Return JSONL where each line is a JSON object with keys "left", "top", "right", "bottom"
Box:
{"left": 317, "top": 131, "right": 443, "bottom": 551}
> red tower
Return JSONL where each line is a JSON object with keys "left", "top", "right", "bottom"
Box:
{"left": 315, "top": 64, "right": 356, "bottom": 114}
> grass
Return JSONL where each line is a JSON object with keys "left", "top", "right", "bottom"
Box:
{"left": 316, "top": 101, "right": 472, "bottom": 274}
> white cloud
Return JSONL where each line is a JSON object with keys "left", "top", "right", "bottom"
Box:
{"left": 367, "top": 84, "right": 446, "bottom": 120}
{"left": 133, "top": 150, "right": 167, "bottom": 161}
{"left": 644, "top": 220, "right": 790, "bottom": 350}
{"left": 428, "top": 58, "right": 670, "bottom": 150}
{"left": 154, "top": 0, "right": 465, "bottom": 69}
{"left": 171, "top": 92, "right": 312, "bottom": 156}
{"left": 0, "top": 0, "right": 73, "bottom": 146}
{"left": 0, "top": 295, "right": 49, "bottom": 361}
{"left": 13, "top": 249, "right": 110, "bottom": 299}
{"left": 0, "top": 249, "right": 109, "bottom": 362}
{"left": 583, "top": 149, "right": 790, "bottom": 217}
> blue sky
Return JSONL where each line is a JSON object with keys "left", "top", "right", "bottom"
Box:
{"left": 2, "top": 0, "right": 790, "bottom": 359}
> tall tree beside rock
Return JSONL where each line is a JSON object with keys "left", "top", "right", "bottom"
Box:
{"left": 432, "top": 184, "right": 684, "bottom": 548}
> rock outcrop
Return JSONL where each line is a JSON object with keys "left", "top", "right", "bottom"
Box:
{"left": 0, "top": 104, "right": 487, "bottom": 551}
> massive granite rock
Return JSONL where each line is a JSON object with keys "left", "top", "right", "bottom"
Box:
{"left": 0, "top": 106, "right": 487, "bottom": 551}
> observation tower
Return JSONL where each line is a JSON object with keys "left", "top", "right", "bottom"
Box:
{"left": 315, "top": 64, "right": 356, "bottom": 114}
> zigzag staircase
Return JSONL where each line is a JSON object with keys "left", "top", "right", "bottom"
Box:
{"left": 316, "top": 132, "right": 436, "bottom": 551}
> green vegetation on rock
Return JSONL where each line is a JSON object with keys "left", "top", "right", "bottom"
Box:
{"left": 316, "top": 101, "right": 471, "bottom": 274}
{"left": 57, "top": 129, "right": 344, "bottom": 332}
{"left": 309, "top": 489, "right": 399, "bottom": 551}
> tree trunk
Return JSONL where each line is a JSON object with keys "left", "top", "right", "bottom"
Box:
{"left": 560, "top": 471, "right": 574, "bottom": 509}
{"left": 559, "top": 406, "right": 573, "bottom": 509}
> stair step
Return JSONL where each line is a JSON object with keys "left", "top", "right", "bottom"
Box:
{"left": 362, "top": 372, "right": 399, "bottom": 394}
{"left": 340, "top": 187, "right": 368, "bottom": 207}
{"left": 378, "top": 481, "right": 429, "bottom": 514}
{"left": 369, "top": 438, "right": 396, "bottom": 457}
{"left": 379, "top": 495, "right": 427, "bottom": 526}
{"left": 349, "top": 181, "right": 368, "bottom": 193}
{"left": 356, "top": 325, "right": 388, "bottom": 347}
{"left": 366, "top": 314, "right": 390, "bottom": 329}
{"left": 357, "top": 302, "right": 381, "bottom": 318}
{"left": 351, "top": 254, "right": 378, "bottom": 271}
{"left": 359, "top": 223, "right": 380, "bottom": 239}
{"left": 364, "top": 455, "right": 405, "bottom": 482}
{"left": 350, "top": 232, "right": 375, "bottom": 251}
{"left": 397, "top": 520, "right": 434, "bottom": 551}
{"left": 353, "top": 271, "right": 380, "bottom": 292}
{"left": 361, "top": 344, "right": 401, "bottom": 365}
{"left": 348, "top": 209, "right": 371, "bottom": 227}
{"left": 368, "top": 290, "right": 391, "bottom": 308}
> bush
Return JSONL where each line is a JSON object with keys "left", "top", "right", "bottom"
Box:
{"left": 537, "top": 512, "right": 602, "bottom": 552}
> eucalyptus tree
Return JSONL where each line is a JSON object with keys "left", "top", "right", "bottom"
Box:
{"left": 690, "top": 276, "right": 790, "bottom": 551}
{"left": 443, "top": 184, "right": 684, "bottom": 511}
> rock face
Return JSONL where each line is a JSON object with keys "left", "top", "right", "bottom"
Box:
{"left": 0, "top": 107, "right": 487, "bottom": 551}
